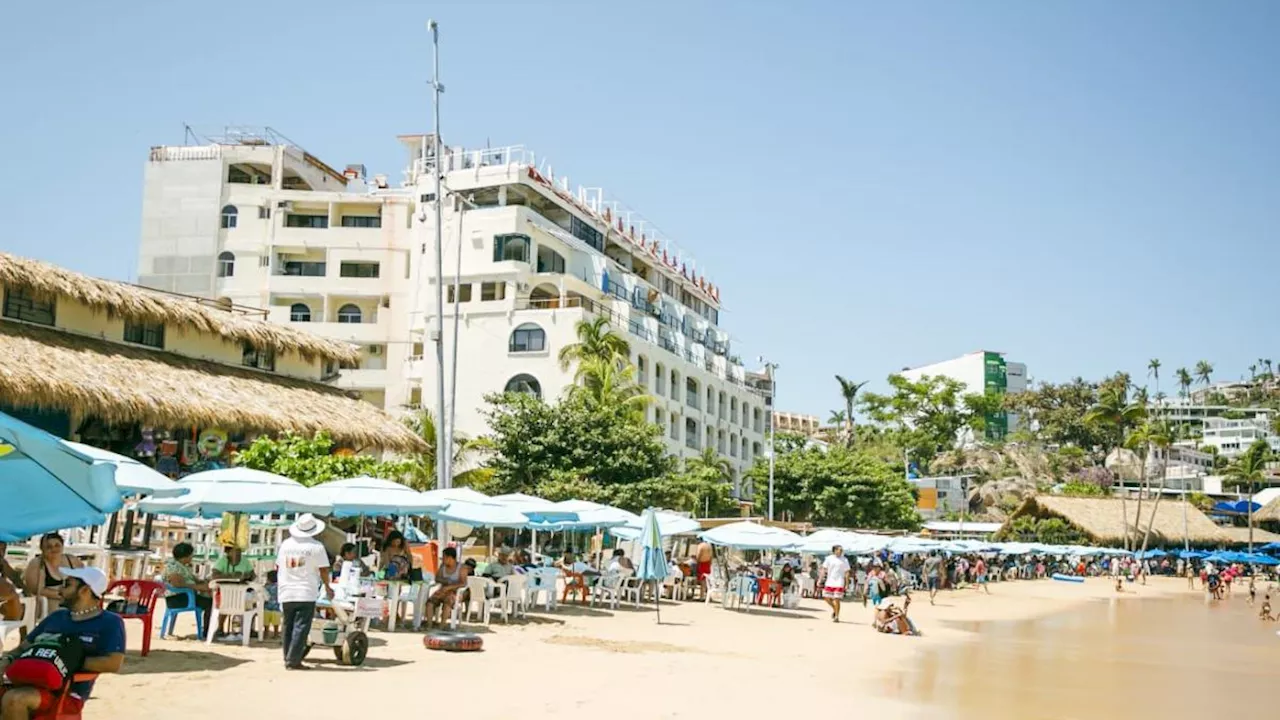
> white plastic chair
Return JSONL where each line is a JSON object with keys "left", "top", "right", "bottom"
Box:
{"left": 455, "top": 576, "right": 492, "bottom": 624}
{"left": 620, "top": 571, "right": 644, "bottom": 608}
{"left": 590, "top": 572, "right": 624, "bottom": 609}
{"left": 525, "top": 567, "right": 559, "bottom": 612}
{"left": 481, "top": 578, "right": 510, "bottom": 624}
{"left": 501, "top": 575, "right": 527, "bottom": 619}
{"left": 704, "top": 574, "right": 728, "bottom": 605}
{"left": 0, "top": 596, "right": 37, "bottom": 644}
{"left": 661, "top": 572, "right": 684, "bottom": 601}
{"left": 207, "top": 581, "right": 263, "bottom": 647}
{"left": 406, "top": 573, "right": 435, "bottom": 630}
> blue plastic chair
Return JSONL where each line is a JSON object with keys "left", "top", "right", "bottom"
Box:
{"left": 159, "top": 586, "right": 205, "bottom": 640}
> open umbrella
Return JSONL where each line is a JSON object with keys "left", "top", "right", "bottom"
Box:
{"left": 699, "top": 521, "right": 802, "bottom": 550}
{"left": 634, "top": 508, "right": 667, "bottom": 623}
{"left": 0, "top": 412, "right": 122, "bottom": 541}
{"left": 64, "top": 441, "right": 188, "bottom": 499}
{"left": 312, "top": 475, "right": 446, "bottom": 518}
{"left": 610, "top": 511, "right": 701, "bottom": 540}
{"left": 137, "top": 468, "right": 332, "bottom": 517}
{"left": 430, "top": 500, "right": 533, "bottom": 528}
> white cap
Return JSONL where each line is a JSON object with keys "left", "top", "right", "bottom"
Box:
{"left": 61, "top": 567, "right": 109, "bottom": 598}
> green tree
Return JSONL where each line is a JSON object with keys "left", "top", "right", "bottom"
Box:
{"left": 400, "top": 408, "right": 489, "bottom": 491}
{"left": 1148, "top": 358, "right": 1161, "bottom": 398}
{"left": 859, "top": 374, "right": 997, "bottom": 468}
{"left": 1175, "top": 368, "right": 1193, "bottom": 398}
{"left": 558, "top": 316, "right": 631, "bottom": 376}
{"left": 1135, "top": 420, "right": 1173, "bottom": 566}
{"left": 1195, "top": 360, "right": 1214, "bottom": 387}
{"left": 233, "top": 432, "right": 404, "bottom": 487}
{"left": 570, "top": 356, "right": 650, "bottom": 419}
{"left": 745, "top": 445, "right": 919, "bottom": 530}
{"left": 1083, "top": 380, "right": 1147, "bottom": 549}
{"left": 1003, "top": 378, "right": 1107, "bottom": 454}
{"left": 834, "top": 375, "right": 869, "bottom": 446}
{"left": 1224, "top": 439, "right": 1271, "bottom": 551}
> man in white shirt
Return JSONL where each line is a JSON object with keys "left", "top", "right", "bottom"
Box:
{"left": 821, "top": 545, "right": 851, "bottom": 623}
{"left": 275, "top": 514, "right": 333, "bottom": 670}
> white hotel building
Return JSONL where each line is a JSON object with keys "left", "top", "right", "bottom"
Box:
{"left": 135, "top": 129, "right": 772, "bottom": 494}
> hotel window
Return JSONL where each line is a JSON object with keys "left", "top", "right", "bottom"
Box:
{"left": 123, "top": 320, "right": 165, "bottom": 349}
{"left": 446, "top": 284, "right": 472, "bottom": 303}
{"left": 241, "top": 343, "right": 275, "bottom": 371}
{"left": 341, "top": 215, "right": 381, "bottom": 228}
{"left": 289, "top": 303, "right": 312, "bottom": 322}
{"left": 336, "top": 304, "right": 363, "bottom": 324}
{"left": 258, "top": 205, "right": 271, "bottom": 219}
{"left": 493, "top": 234, "right": 531, "bottom": 263}
{"left": 509, "top": 323, "right": 546, "bottom": 353}
{"left": 339, "top": 262, "right": 380, "bottom": 278}
{"left": 283, "top": 261, "right": 326, "bottom": 277}
{"left": 2, "top": 287, "right": 55, "bottom": 326}
{"left": 536, "top": 246, "right": 566, "bottom": 274}
{"left": 504, "top": 374, "right": 542, "bottom": 399}
{"left": 217, "top": 252, "right": 235, "bottom": 278}
{"left": 286, "top": 214, "right": 329, "bottom": 229}
{"left": 570, "top": 216, "right": 603, "bottom": 251}
{"left": 220, "top": 205, "right": 238, "bottom": 229}
{"left": 480, "top": 281, "right": 507, "bottom": 301}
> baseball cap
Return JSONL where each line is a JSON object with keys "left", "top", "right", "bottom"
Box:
{"left": 62, "top": 567, "right": 109, "bottom": 597}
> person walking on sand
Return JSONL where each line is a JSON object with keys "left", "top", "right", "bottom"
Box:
{"left": 973, "top": 557, "right": 990, "bottom": 594}
{"left": 821, "top": 545, "right": 851, "bottom": 623}
{"left": 923, "top": 552, "right": 943, "bottom": 605}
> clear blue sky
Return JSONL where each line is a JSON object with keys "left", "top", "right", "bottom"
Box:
{"left": 3, "top": 1, "right": 1278, "bottom": 417}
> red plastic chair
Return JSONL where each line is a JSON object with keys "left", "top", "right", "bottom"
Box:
{"left": 48, "top": 673, "right": 98, "bottom": 720}
{"left": 103, "top": 580, "right": 163, "bottom": 656}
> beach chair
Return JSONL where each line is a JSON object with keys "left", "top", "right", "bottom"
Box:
{"left": 480, "top": 578, "right": 510, "bottom": 624}
{"left": 103, "top": 580, "right": 163, "bottom": 656}
{"left": 590, "top": 572, "right": 624, "bottom": 609}
{"left": 503, "top": 574, "right": 527, "bottom": 619}
{"left": 403, "top": 573, "right": 435, "bottom": 630}
{"left": 525, "top": 567, "right": 559, "bottom": 612}
{"left": 454, "top": 576, "right": 492, "bottom": 624}
{"left": 159, "top": 586, "right": 205, "bottom": 640}
{"left": 619, "top": 570, "right": 644, "bottom": 608}
{"left": 206, "top": 581, "right": 263, "bottom": 647}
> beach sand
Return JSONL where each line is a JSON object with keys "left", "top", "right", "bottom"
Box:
{"left": 9, "top": 577, "right": 1268, "bottom": 719}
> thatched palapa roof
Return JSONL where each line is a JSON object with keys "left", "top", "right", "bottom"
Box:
{"left": 1219, "top": 525, "right": 1280, "bottom": 546}
{"left": 0, "top": 252, "right": 358, "bottom": 364}
{"left": 1254, "top": 497, "right": 1280, "bottom": 525}
{"left": 1007, "top": 495, "right": 1228, "bottom": 545}
{"left": 0, "top": 321, "right": 424, "bottom": 453}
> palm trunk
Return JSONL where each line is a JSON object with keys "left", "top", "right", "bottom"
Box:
{"left": 845, "top": 400, "right": 855, "bottom": 447}
{"left": 1131, "top": 451, "right": 1146, "bottom": 552}
{"left": 1137, "top": 448, "right": 1166, "bottom": 584}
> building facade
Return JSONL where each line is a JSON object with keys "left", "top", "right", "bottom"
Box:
{"left": 900, "top": 350, "right": 1027, "bottom": 441}
{"left": 135, "top": 132, "right": 770, "bottom": 491}
{"left": 774, "top": 411, "right": 820, "bottom": 435}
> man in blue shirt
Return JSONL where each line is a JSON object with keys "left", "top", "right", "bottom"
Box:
{"left": 0, "top": 566, "right": 125, "bottom": 718}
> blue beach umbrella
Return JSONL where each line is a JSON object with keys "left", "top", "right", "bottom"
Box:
{"left": 64, "top": 441, "right": 188, "bottom": 499}
{"left": 0, "top": 411, "right": 123, "bottom": 541}
{"left": 634, "top": 508, "right": 667, "bottom": 624}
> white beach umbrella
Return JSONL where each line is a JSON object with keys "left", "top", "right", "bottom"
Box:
{"left": 698, "top": 521, "right": 802, "bottom": 551}
{"left": 137, "top": 468, "right": 332, "bottom": 517}
{"left": 311, "top": 475, "right": 445, "bottom": 518}
{"left": 65, "top": 441, "right": 188, "bottom": 499}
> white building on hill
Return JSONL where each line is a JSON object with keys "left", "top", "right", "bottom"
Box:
{"left": 900, "top": 350, "right": 1027, "bottom": 441}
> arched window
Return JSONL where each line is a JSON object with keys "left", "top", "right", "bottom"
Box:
{"left": 336, "top": 303, "right": 362, "bottom": 324}
{"left": 742, "top": 437, "right": 750, "bottom": 461}
{"left": 217, "top": 251, "right": 235, "bottom": 278}
{"left": 742, "top": 403, "right": 751, "bottom": 429}
{"left": 509, "top": 323, "right": 546, "bottom": 353}
{"left": 730, "top": 433, "right": 739, "bottom": 457}
{"left": 670, "top": 370, "right": 680, "bottom": 401}
{"left": 220, "top": 205, "right": 238, "bottom": 229}
{"left": 655, "top": 363, "right": 666, "bottom": 395}
{"left": 686, "top": 377, "right": 700, "bottom": 409}
{"left": 636, "top": 355, "right": 649, "bottom": 386}
{"left": 504, "top": 374, "right": 542, "bottom": 398}
{"left": 289, "top": 303, "right": 312, "bottom": 322}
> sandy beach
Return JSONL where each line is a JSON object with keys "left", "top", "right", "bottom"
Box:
{"left": 19, "top": 577, "right": 1263, "bottom": 719}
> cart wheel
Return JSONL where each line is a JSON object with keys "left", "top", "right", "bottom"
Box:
{"left": 340, "top": 631, "right": 369, "bottom": 666}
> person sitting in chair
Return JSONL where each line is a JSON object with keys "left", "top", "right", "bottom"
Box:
{"left": 423, "top": 548, "right": 469, "bottom": 628}
{"left": 0, "top": 567, "right": 125, "bottom": 719}
{"left": 164, "top": 543, "right": 214, "bottom": 636}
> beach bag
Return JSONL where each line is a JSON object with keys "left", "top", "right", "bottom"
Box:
{"left": 3, "top": 632, "right": 85, "bottom": 690}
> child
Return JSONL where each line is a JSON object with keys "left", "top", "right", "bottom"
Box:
{"left": 1260, "top": 594, "right": 1273, "bottom": 622}
{"left": 263, "top": 569, "right": 282, "bottom": 639}
{"left": 1249, "top": 577, "right": 1257, "bottom": 606}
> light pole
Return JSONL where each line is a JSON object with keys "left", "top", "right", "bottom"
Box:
{"left": 428, "top": 20, "right": 447, "bottom": 496}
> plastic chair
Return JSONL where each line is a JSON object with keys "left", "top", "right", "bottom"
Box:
{"left": 103, "top": 580, "right": 163, "bottom": 656}
{"left": 48, "top": 672, "right": 98, "bottom": 720}
{"left": 455, "top": 576, "right": 492, "bottom": 624}
{"left": 525, "top": 567, "right": 559, "bottom": 612}
{"left": 590, "top": 572, "right": 624, "bottom": 609}
{"left": 206, "top": 581, "right": 263, "bottom": 647}
{"left": 619, "top": 571, "right": 644, "bottom": 608}
{"left": 481, "top": 578, "right": 510, "bottom": 624}
{"left": 503, "top": 575, "right": 527, "bottom": 619}
{"left": 159, "top": 586, "right": 205, "bottom": 640}
{"left": 405, "top": 573, "right": 435, "bottom": 630}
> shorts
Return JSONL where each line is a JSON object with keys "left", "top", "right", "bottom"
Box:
{"left": 927, "top": 576, "right": 939, "bottom": 591}
{"left": 976, "top": 574, "right": 987, "bottom": 584}
{"left": 264, "top": 609, "right": 282, "bottom": 626}
{"left": 822, "top": 586, "right": 844, "bottom": 599}
{"left": 0, "top": 685, "right": 83, "bottom": 715}
{"left": 697, "top": 561, "right": 712, "bottom": 581}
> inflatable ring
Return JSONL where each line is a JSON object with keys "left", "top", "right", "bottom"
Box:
{"left": 424, "top": 631, "right": 483, "bottom": 652}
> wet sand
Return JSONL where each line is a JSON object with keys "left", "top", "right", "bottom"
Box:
{"left": 10, "top": 577, "right": 1276, "bottom": 718}
{"left": 884, "top": 581, "right": 1280, "bottom": 719}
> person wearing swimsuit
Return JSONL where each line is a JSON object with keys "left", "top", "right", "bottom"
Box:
{"left": 423, "top": 547, "right": 469, "bottom": 628}
{"left": 21, "top": 532, "right": 82, "bottom": 605}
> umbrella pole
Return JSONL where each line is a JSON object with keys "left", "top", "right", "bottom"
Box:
{"left": 654, "top": 579, "right": 661, "bottom": 624}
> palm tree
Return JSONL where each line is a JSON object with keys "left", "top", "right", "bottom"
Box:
{"left": 1225, "top": 439, "right": 1271, "bottom": 552}
{"left": 1194, "top": 360, "right": 1214, "bottom": 388}
{"left": 1135, "top": 420, "right": 1173, "bottom": 575}
{"left": 1147, "top": 359, "right": 1161, "bottom": 400}
{"left": 1175, "top": 368, "right": 1192, "bottom": 398}
{"left": 827, "top": 409, "right": 847, "bottom": 427}
{"left": 571, "top": 356, "right": 651, "bottom": 418}
{"left": 1249, "top": 364, "right": 1258, "bottom": 381}
{"left": 558, "top": 316, "right": 631, "bottom": 375}
{"left": 834, "top": 375, "right": 868, "bottom": 446}
{"left": 1264, "top": 359, "right": 1274, "bottom": 380}
{"left": 402, "top": 408, "right": 489, "bottom": 490}
{"left": 690, "top": 447, "right": 733, "bottom": 480}
{"left": 1085, "top": 385, "right": 1147, "bottom": 549}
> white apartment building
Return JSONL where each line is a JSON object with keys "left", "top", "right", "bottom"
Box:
{"left": 137, "top": 128, "right": 415, "bottom": 411}
{"left": 135, "top": 130, "right": 771, "bottom": 493}
{"left": 900, "top": 350, "right": 1028, "bottom": 441}
{"left": 774, "top": 411, "right": 820, "bottom": 435}
{"left": 1198, "top": 417, "right": 1280, "bottom": 459}
{"left": 406, "top": 143, "right": 772, "bottom": 494}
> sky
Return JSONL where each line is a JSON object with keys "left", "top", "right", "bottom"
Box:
{"left": 3, "top": 1, "right": 1278, "bottom": 418}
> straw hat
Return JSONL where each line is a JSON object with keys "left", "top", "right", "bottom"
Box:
{"left": 289, "top": 513, "right": 326, "bottom": 538}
